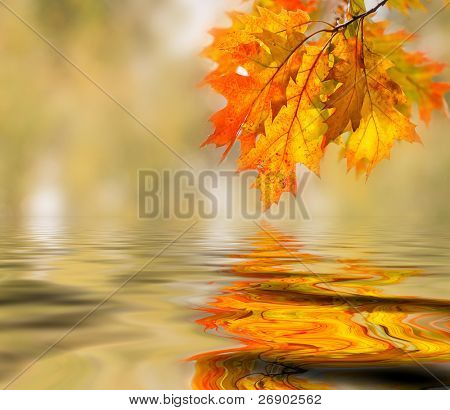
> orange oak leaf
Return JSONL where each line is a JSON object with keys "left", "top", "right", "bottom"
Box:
{"left": 202, "top": 7, "right": 311, "bottom": 159}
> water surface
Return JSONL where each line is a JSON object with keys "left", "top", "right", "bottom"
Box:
{"left": 0, "top": 218, "right": 448, "bottom": 389}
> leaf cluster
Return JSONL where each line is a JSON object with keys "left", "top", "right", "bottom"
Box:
{"left": 202, "top": 0, "right": 449, "bottom": 208}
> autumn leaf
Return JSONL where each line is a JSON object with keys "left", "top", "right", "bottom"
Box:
{"left": 344, "top": 52, "right": 421, "bottom": 174}
{"left": 202, "top": 7, "right": 311, "bottom": 159}
{"left": 364, "top": 21, "right": 450, "bottom": 124}
{"left": 350, "top": 0, "right": 366, "bottom": 15}
{"left": 238, "top": 43, "right": 331, "bottom": 207}
{"left": 202, "top": 0, "right": 449, "bottom": 208}
{"left": 387, "top": 0, "right": 427, "bottom": 13}
{"left": 254, "top": 0, "right": 318, "bottom": 12}
{"left": 324, "top": 36, "right": 366, "bottom": 144}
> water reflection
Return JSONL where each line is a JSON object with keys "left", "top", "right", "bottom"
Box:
{"left": 0, "top": 219, "right": 448, "bottom": 389}
{"left": 0, "top": 220, "right": 204, "bottom": 389}
{"left": 191, "top": 223, "right": 450, "bottom": 389}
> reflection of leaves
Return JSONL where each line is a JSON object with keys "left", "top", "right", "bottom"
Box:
{"left": 202, "top": 0, "right": 449, "bottom": 207}
{"left": 190, "top": 224, "right": 450, "bottom": 390}
{"left": 192, "top": 350, "right": 333, "bottom": 390}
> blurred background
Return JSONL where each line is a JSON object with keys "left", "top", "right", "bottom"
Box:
{"left": 0, "top": 0, "right": 448, "bottom": 390}
{"left": 0, "top": 0, "right": 447, "bottom": 222}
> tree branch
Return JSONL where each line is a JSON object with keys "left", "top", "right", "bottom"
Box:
{"left": 336, "top": 0, "right": 389, "bottom": 30}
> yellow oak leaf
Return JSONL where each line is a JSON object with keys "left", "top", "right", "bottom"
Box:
{"left": 239, "top": 44, "right": 330, "bottom": 207}
{"left": 345, "top": 54, "right": 421, "bottom": 175}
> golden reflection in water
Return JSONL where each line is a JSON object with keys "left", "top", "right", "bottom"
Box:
{"left": 190, "top": 224, "right": 450, "bottom": 390}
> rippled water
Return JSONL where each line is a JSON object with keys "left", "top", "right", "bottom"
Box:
{"left": 0, "top": 217, "right": 449, "bottom": 389}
